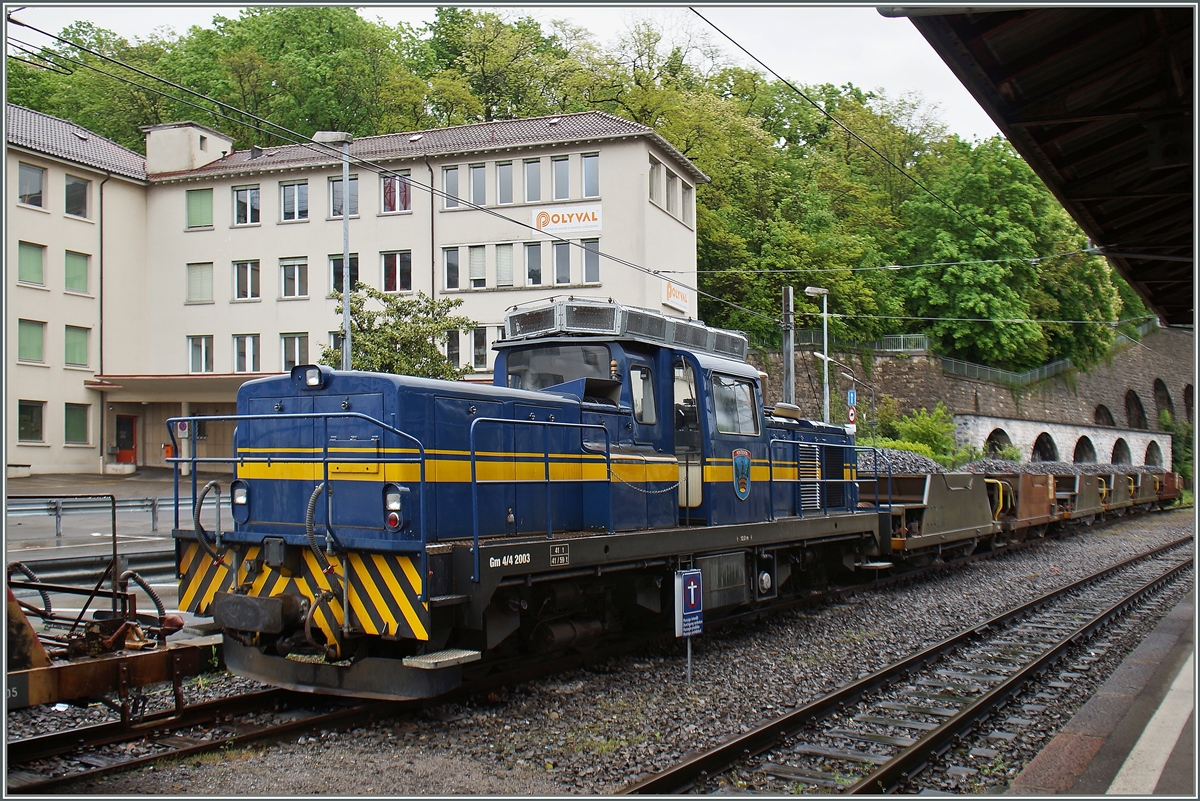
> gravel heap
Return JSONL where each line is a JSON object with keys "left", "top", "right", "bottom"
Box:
{"left": 960, "top": 459, "right": 1168, "bottom": 475}
{"left": 23, "top": 511, "right": 1194, "bottom": 796}
{"left": 858, "top": 448, "right": 946, "bottom": 475}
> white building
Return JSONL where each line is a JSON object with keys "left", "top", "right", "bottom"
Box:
{"left": 6, "top": 105, "right": 709, "bottom": 474}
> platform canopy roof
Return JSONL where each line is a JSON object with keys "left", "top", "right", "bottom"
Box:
{"left": 885, "top": 6, "right": 1193, "bottom": 327}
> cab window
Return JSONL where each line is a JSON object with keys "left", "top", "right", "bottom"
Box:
{"left": 713, "top": 374, "right": 759, "bottom": 435}
{"left": 506, "top": 344, "right": 610, "bottom": 390}
{"left": 630, "top": 365, "right": 656, "bottom": 424}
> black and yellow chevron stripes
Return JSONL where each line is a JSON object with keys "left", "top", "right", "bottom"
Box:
{"left": 178, "top": 542, "right": 234, "bottom": 615}
{"left": 178, "top": 542, "right": 430, "bottom": 644}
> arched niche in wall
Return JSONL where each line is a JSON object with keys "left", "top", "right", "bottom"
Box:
{"left": 1111, "top": 438, "right": 1131, "bottom": 464}
{"left": 1144, "top": 440, "right": 1162, "bottom": 467}
{"left": 1095, "top": 405, "right": 1115, "bottom": 426}
{"left": 1073, "top": 436, "right": 1096, "bottom": 463}
{"left": 1153, "top": 379, "right": 1174, "bottom": 426}
{"left": 1125, "top": 390, "right": 1147, "bottom": 429}
{"left": 1031, "top": 432, "right": 1059, "bottom": 462}
{"left": 984, "top": 428, "right": 1012, "bottom": 457}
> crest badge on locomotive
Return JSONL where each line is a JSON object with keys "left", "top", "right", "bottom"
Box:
{"left": 732, "top": 448, "right": 752, "bottom": 500}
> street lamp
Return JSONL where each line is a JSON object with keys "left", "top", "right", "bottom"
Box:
{"left": 805, "top": 286, "right": 829, "bottom": 424}
{"left": 315, "top": 130, "right": 354, "bottom": 369}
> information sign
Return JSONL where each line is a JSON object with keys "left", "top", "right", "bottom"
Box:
{"left": 176, "top": 420, "right": 190, "bottom": 439}
{"left": 847, "top": 389, "right": 857, "bottom": 407}
{"left": 674, "top": 569, "right": 703, "bottom": 637}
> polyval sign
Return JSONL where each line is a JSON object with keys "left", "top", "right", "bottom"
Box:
{"left": 532, "top": 203, "right": 602, "bottom": 233}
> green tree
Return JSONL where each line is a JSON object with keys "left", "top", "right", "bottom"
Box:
{"left": 894, "top": 402, "right": 957, "bottom": 455}
{"left": 319, "top": 285, "right": 477, "bottom": 380}
{"left": 1158, "top": 410, "right": 1193, "bottom": 485}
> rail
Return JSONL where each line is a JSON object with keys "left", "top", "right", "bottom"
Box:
{"left": 166, "top": 412, "right": 428, "bottom": 551}
{"left": 468, "top": 417, "right": 613, "bottom": 583}
{"left": 7, "top": 496, "right": 196, "bottom": 535}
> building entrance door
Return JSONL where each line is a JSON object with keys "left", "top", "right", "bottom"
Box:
{"left": 116, "top": 415, "right": 138, "bottom": 464}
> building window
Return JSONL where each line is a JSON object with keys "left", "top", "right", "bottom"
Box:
{"left": 18, "top": 163, "right": 44, "bottom": 207}
{"left": 444, "top": 247, "right": 460, "bottom": 289}
{"left": 281, "top": 181, "right": 308, "bottom": 221}
{"left": 233, "top": 185, "right": 260, "bottom": 225}
{"left": 496, "top": 243, "right": 514, "bottom": 287}
{"left": 281, "top": 333, "right": 309, "bottom": 371}
{"left": 470, "top": 163, "right": 486, "bottom": 206}
{"left": 552, "top": 156, "right": 569, "bottom": 200}
{"left": 473, "top": 327, "right": 487, "bottom": 369}
{"left": 554, "top": 241, "right": 570, "bottom": 285}
{"left": 444, "top": 166, "right": 459, "bottom": 208}
{"left": 525, "top": 243, "right": 542, "bottom": 286}
{"left": 187, "top": 262, "right": 214, "bottom": 303}
{"left": 18, "top": 241, "right": 44, "bottom": 285}
{"left": 582, "top": 153, "right": 599, "bottom": 198}
{"left": 666, "top": 171, "right": 679, "bottom": 215}
{"left": 18, "top": 319, "right": 45, "bottom": 363}
{"left": 329, "top": 331, "right": 344, "bottom": 355}
{"left": 234, "top": 334, "right": 261, "bottom": 373}
{"left": 189, "top": 335, "right": 214, "bottom": 373}
{"left": 65, "top": 251, "right": 89, "bottom": 293}
{"left": 186, "top": 188, "right": 213, "bottom": 228}
{"left": 280, "top": 257, "right": 308, "bottom": 298}
{"left": 18, "top": 401, "right": 44, "bottom": 442}
{"left": 524, "top": 159, "right": 541, "bottom": 203}
{"left": 583, "top": 239, "right": 600, "bottom": 283}
{"left": 682, "top": 183, "right": 693, "bottom": 225}
{"left": 382, "top": 172, "right": 411, "bottom": 213}
{"left": 65, "top": 175, "right": 89, "bottom": 218}
{"left": 64, "top": 403, "right": 90, "bottom": 444}
{"left": 330, "top": 176, "right": 359, "bottom": 217}
{"left": 234, "top": 260, "right": 261, "bottom": 300}
{"left": 469, "top": 245, "right": 486, "bottom": 289}
{"left": 497, "top": 162, "right": 513, "bottom": 204}
{"left": 649, "top": 159, "right": 662, "bottom": 204}
{"left": 382, "top": 251, "right": 412, "bottom": 292}
{"left": 446, "top": 330, "right": 460, "bottom": 367}
{"left": 199, "top": 135, "right": 207, "bottom": 151}
{"left": 331, "top": 254, "right": 360, "bottom": 295}
{"left": 64, "top": 325, "right": 89, "bottom": 367}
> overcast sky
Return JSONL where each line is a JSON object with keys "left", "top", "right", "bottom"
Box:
{"left": 8, "top": 4, "right": 1003, "bottom": 141}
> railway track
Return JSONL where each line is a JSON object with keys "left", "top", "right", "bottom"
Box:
{"left": 7, "top": 518, "right": 1186, "bottom": 793}
{"left": 622, "top": 535, "right": 1193, "bottom": 794}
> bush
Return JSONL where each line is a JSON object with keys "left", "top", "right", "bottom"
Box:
{"left": 1159, "top": 410, "right": 1193, "bottom": 484}
{"left": 894, "top": 402, "right": 957, "bottom": 455}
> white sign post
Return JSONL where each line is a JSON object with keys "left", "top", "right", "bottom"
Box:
{"left": 675, "top": 569, "right": 703, "bottom": 684}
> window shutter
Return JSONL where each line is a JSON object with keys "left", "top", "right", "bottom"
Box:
{"left": 65, "top": 251, "right": 88, "bottom": 292}
{"left": 469, "top": 246, "right": 486, "bottom": 280}
{"left": 64, "top": 404, "right": 89, "bottom": 443}
{"left": 65, "top": 326, "right": 89, "bottom": 366}
{"left": 18, "top": 320, "right": 44, "bottom": 361}
{"left": 187, "top": 188, "right": 213, "bottom": 228}
{"left": 18, "top": 242, "right": 43, "bottom": 284}
{"left": 496, "top": 244, "right": 513, "bottom": 287}
{"left": 188, "top": 263, "right": 213, "bottom": 303}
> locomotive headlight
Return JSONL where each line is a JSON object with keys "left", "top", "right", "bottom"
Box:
{"left": 305, "top": 366, "right": 322, "bottom": 386}
{"left": 230, "top": 479, "right": 250, "bottom": 524}
{"left": 384, "top": 484, "right": 403, "bottom": 511}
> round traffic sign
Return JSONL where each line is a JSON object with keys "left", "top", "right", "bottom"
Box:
{"left": 847, "top": 406, "right": 857, "bottom": 423}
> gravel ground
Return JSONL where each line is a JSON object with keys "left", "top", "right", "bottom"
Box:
{"left": 858, "top": 448, "right": 946, "bottom": 475}
{"left": 23, "top": 508, "right": 1194, "bottom": 795}
{"left": 960, "top": 459, "right": 1168, "bottom": 475}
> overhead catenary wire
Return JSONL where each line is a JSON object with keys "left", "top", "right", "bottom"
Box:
{"left": 6, "top": 17, "right": 780, "bottom": 327}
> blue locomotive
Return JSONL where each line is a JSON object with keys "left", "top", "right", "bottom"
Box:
{"left": 171, "top": 299, "right": 878, "bottom": 699}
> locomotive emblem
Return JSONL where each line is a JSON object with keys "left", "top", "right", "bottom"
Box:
{"left": 732, "top": 448, "right": 752, "bottom": 500}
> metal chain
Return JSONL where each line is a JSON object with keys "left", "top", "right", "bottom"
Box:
{"left": 609, "top": 471, "right": 682, "bottom": 495}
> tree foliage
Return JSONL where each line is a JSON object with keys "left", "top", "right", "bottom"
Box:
{"left": 319, "top": 286, "right": 477, "bottom": 380}
{"left": 8, "top": 7, "right": 1148, "bottom": 372}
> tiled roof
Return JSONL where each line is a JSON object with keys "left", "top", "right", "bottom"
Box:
{"left": 6, "top": 104, "right": 147, "bottom": 181}
{"left": 153, "top": 111, "right": 709, "bottom": 184}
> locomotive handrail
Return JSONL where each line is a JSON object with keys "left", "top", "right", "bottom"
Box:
{"left": 166, "top": 412, "right": 429, "bottom": 551}
{"left": 468, "top": 417, "right": 613, "bottom": 583}
{"left": 765, "top": 439, "right": 886, "bottom": 519}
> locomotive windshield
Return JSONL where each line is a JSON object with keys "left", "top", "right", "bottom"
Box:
{"left": 505, "top": 344, "right": 611, "bottom": 390}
